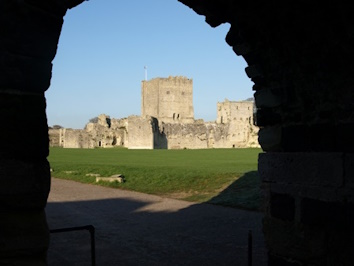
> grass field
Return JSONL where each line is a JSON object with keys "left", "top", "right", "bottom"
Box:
{"left": 48, "top": 147, "right": 262, "bottom": 211}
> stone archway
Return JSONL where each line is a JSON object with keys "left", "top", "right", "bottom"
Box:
{"left": 1, "top": 1, "right": 354, "bottom": 265}
{"left": 180, "top": 2, "right": 354, "bottom": 265}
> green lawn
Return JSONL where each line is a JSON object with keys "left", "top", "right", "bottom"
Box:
{"left": 48, "top": 147, "right": 262, "bottom": 211}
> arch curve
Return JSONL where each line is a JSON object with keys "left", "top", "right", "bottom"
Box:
{"left": 1, "top": 1, "right": 354, "bottom": 265}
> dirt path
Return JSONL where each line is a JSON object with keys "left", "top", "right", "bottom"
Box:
{"left": 46, "top": 178, "right": 267, "bottom": 266}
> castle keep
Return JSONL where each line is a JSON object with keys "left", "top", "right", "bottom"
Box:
{"left": 50, "top": 76, "right": 259, "bottom": 149}
{"left": 142, "top": 76, "right": 194, "bottom": 124}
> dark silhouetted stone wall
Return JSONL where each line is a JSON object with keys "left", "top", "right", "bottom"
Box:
{"left": 0, "top": 0, "right": 84, "bottom": 264}
{"left": 180, "top": 1, "right": 354, "bottom": 265}
{"left": 1, "top": 0, "right": 353, "bottom": 265}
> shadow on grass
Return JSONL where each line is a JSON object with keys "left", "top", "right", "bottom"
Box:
{"left": 207, "top": 171, "right": 262, "bottom": 211}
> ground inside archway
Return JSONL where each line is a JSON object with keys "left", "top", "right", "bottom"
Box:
{"left": 46, "top": 178, "right": 266, "bottom": 265}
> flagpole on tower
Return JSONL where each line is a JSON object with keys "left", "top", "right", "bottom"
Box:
{"left": 144, "top": 66, "right": 147, "bottom": 81}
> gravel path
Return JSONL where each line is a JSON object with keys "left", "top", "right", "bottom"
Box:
{"left": 46, "top": 178, "right": 267, "bottom": 266}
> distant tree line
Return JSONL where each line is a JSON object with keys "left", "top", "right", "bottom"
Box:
{"left": 49, "top": 125, "right": 63, "bottom": 130}
{"left": 89, "top": 117, "right": 98, "bottom": 123}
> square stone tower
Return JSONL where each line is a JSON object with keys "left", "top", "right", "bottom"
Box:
{"left": 217, "top": 99, "right": 255, "bottom": 125}
{"left": 141, "top": 76, "right": 194, "bottom": 124}
{"left": 216, "top": 99, "right": 258, "bottom": 146}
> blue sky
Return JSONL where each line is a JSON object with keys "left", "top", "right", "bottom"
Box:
{"left": 45, "top": 0, "right": 254, "bottom": 129}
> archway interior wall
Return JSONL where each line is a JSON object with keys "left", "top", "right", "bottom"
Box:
{"left": 179, "top": 1, "right": 354, "bottom": 265}
{"left": 0, "top": 0, "right": 85, "bottom": 264}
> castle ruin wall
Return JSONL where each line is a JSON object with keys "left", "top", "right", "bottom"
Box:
{"left": 59, "top": 128, "right": 93, "bottom": 148}
{"left": 127, "top": 116, "right": 154, "bottom": 149}
{"left": 49, "top": 129, "right": 60, "bottom": 147}
{"left": 217, "top": 100, "right": 255, "bottom": 125}
{"left": 162, "top": 122, "right": 209, "bottom": 149}
{"left": 51, "top": 80, "right": 259, "bottom": 150}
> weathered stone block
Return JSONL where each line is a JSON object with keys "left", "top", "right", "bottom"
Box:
{"left": 254, "top": 88, "right": 283, "bottom": 108}
{"left": 263, "top": 217, "right": 326, "bottom": 263}
{"left": 307, "top": 124, "right": 336, "bottom": 152}
{"left": 0, "top": 159, "right": 50, "bottom": 211}
{"left": 256, "top": 108, "right": 282, "bottom": 126}
{"left": 344, "top": 153, "right": 354, "bottom": 189}
{"left": 258, "top": 126, "right": 282, "bottom": 152}
{"left": 270, "top": 183, "right": 339, "bottom": 203}
{"left": 300, "top": 198, "right": 346, "bottom": 228}
{"left": 233, "top": 43, "right": 251, "bottom": 56}
{"left": 0, "top": 210, "right": 49, "bottom": 266}
{"left": 225, "top": 26, "right": 240, "bottom": 46}
{"left": 0, "top": 1, "right": 68, "bottom": 93}
{"left": 0, "top": 93, "right": 49, "bottom": 160}
{"left": 280, "top": 125, "right": 309, "bottom": 152}
{"left": 259, "top": 153, "right": 344, "bottom": 187}
{"left": 245, "top": 65, "right": 263, "bottom": 79}
{"left": 96, "top": 175, "right": 125, "bottom": 183}
{"left": 347, "top": 203, "right": 354, "bottom": 249}
{"left": 267, "top": 254, "right": 302, "bottom": 266}
{"left": 280, "top": 124, "right": 354, "bottom": 152}
{"left": 338, "top": 188, "right": 354, "bottom": 203}
{"left": 270, "top": 192, "right": 295, "bottom": 221}
{"left": 337, "top": 124, "right": 354, "bottom": 152}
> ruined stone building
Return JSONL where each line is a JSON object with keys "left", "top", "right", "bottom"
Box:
{"left": 50, "top": 76, "right": 259, "bottom": 149}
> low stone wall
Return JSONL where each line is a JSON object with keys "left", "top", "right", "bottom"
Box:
{"left": 52, "top": 113, "right": 260, "bottom": 150}
{"left": 48, "top": 129, "right": 60, "bottom": 147}
{"left": 162, "top": 122, "right": 208, "bottom": 149}
{"left": 60, "top": 129, "right": 93, "bottom": 148}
